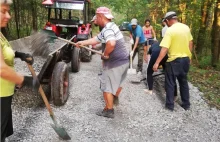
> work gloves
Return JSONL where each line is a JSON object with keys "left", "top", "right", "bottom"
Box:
{"left": 130, "top": 51, "right": 134, "bottom": 57}
{"left": 129, "top": 38, "right": 134, "bottom": 44}
{"left": 22, "top": 76, "right": 40, "bottom": 92}
{"left": 15, "top": 51, "right": 34, "bottom": 65}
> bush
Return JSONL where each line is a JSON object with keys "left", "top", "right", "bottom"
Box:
{"left": 216, "top": 63, "right": 220, "bottom": 71}
{"left": 199, "top": 55, "right": 212, "bottom": 69}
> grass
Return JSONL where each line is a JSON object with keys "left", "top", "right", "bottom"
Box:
{"left": 188, "top": 64, "right": 220, "bottom": 109}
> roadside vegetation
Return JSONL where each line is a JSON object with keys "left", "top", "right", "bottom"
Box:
{"left": 188, "top": 59, "right": 220, "bottom": 109}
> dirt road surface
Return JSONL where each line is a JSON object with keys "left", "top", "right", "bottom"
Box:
{"left": 7, "top": 32, "right": 220, "bottom": 142}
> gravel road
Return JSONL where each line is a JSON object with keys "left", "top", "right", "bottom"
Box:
{"left": 7, "top": 33, "right": 220, "bottom": 142}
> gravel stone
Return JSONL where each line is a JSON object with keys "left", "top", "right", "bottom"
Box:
{"left": 7, "top": 32, "right": 220, "bottom": 142}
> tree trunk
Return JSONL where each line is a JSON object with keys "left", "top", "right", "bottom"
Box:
{"left": 13, "top": 0, "right": 20, "bottom": 38}
{"left": 31, "top": 0, "right": 38, "bottom": 31}
{"left": 211, "top": 0, "right": 220, "bottom": 67}
{"left": 179, "top": 2, "right": 187, "bottom": 23}
{"left": 164, "top": 0, "right": 169, "bottom": 13}
{"left": 196, "top": 0, "right": 209, "bottom": 55}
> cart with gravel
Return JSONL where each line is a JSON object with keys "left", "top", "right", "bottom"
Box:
{"left": 10, "top": 36, "right": 71, "bottom": 106}
{"left": 35, "top": 39, "right": 72, "bottom": 106}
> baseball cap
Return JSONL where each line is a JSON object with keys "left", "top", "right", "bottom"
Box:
{"left": 131, "top": 18, "right": 138, "bottom": 25}
{"left": 0, "top": 0, "right": 12, "bottom": 4}
{"left": 91, "top": 15, "right": 96, "bottom": 22}
{"left": 164, "top": 11, "right": 177, "bottom": 20}
{"left": 96, "top": 7, "right": 114, "bottom": 19}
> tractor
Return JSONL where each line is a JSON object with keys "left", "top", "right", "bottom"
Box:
{"left": 42, "top": 0, "right": 94, "bottom": 72}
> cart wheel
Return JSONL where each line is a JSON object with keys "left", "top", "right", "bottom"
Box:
{"left": 81, "top": 47, "right": 92, "bottom": 62}
{"left": 51, "top": 62, "right": 69, "bottom": 106}
{"left": 71, "top": 47, "right": 81, "bottom": 72}
{"left": 81, "top": 34, "right": 92, "bottom": 62}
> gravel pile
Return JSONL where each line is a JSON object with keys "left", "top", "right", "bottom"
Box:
{"left": 7, "top": 32, "right": 220, "bottom": 142}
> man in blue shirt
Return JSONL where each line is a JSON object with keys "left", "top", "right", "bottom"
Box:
{"left": 128, "top": 18, "right": 146, "bottom": 73}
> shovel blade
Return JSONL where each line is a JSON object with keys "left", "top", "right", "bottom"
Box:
{"left": 127, "top": 68, "right": 136, "bottom": 74}
{"left": 51, "top": 124, "right": 71, "bottom": 140}
{"left": 130, "top": 78, "right": 146, "bottom": 84}
{"left": 130, "top": 80, "right": 141, "bottom": 84}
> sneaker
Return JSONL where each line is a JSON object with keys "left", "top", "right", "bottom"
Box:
{"left": 113, "top": 96, "right": 119, "bottom": 106}
{"left": 143, "top": 89, "right": 153, "bottom": 95}
{"left": 165, "top": 106, "right": 174, "bottom": 112}
{"left": 180, "top": 104, "right": 190, "bottom": 111}
{"left": 96, "top": 109, "right": 114, "bottom": 118}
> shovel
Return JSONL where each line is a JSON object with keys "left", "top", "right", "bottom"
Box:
{"left": 127, "top": 45, "right": 136, "bottom": 74}
{"left": 26, "top": 63, "right": 71, "bottom": 140}
{"left": 130, "top": 73, "right": 164, "bottom": 84}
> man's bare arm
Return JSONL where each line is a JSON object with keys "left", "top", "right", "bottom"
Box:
{"left": 133, "top": 37, "right": 140, "bottom": 51}
{"left": 104, "top": 40, "right": 116, "bottom": 56}
{"left": 153, "top": 47, "right": 168, "bottom": 71}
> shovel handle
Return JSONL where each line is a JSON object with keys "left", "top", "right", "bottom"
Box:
{"left": 130, "top": 45, "right": 133, "bottom": 69}
{"left": 26, "top": 64, "right": 57, "bottom": 123}
{"left": 57, "top": 37, "right": 102, "bottom": 55}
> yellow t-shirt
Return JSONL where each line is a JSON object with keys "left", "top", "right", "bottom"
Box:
{"left": 160, "top": 22, "right": 193, "bottom": 62}
{"left": 0, "top": 32, "right": 15, "bottom": 97}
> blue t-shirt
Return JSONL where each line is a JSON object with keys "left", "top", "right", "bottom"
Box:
{"left": 128, "top": 24, "right": 146, "bottom": 44}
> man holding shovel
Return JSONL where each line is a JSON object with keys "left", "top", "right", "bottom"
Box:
{"left": 76, "top": 7, "right": 129, "bottom": 118}
{"left": 128, "top": 18, "right": 146, "bottom": 74}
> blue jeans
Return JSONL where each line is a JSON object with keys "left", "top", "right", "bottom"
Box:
{"left": 165, "top": 57, "right": 190, "bottom": 109}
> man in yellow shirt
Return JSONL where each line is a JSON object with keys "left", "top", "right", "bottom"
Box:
{"left": 153, "top": 11, "right": 193, "bottom": 111}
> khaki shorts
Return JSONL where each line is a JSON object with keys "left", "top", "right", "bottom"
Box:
{"left": 98, "top": 63, "right": 129, "bottom": 95}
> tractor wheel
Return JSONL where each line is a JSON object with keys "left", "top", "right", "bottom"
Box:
{"left": 71, "top": 47, "right": 81, "bottom": 72}
{"left": 81, "top": 34, "right": 92, "bottom": 62}
{"left": 51, "top": 62, "right": 69, "bottom": 106}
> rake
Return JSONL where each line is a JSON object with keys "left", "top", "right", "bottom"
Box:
{"left": 30, "top": 30, "right": 102, "bottom": 57}
{"left": 130, "top": 73, "right": 164, "bottom": 84}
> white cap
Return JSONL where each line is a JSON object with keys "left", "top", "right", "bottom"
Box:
{"left": 164, "top": 11, "right": 177, "bottom": 20}
{"left": 0, "top": 0, "right": 12, "bottom": 4}
{"left": 131, "top": 18, "right": 138, "bottom": 25}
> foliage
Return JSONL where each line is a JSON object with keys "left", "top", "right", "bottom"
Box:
{"left": 198, "top": 55, "right": 212, "bottom": 68}
{"left": 188, "top": 65, "right": 220, "bottom": 109}
{"left": 7, "top": 0, "right": 47, "bottom": 40}
{"left": 4, "top": 0, "right": 219, "bottom": 68}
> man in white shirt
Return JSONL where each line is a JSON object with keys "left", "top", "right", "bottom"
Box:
{"left": 162, "top": 18, "right": 168, "bottom": 38}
